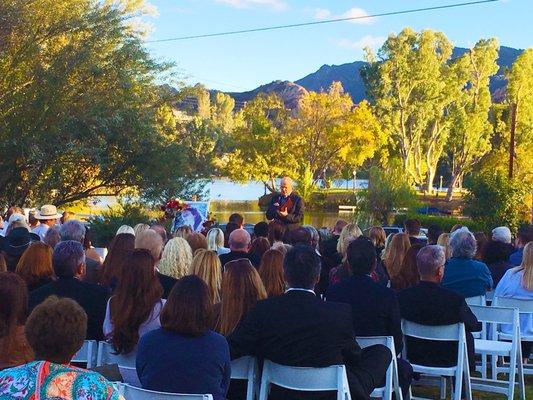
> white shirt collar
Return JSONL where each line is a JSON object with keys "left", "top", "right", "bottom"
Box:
{"left": 285, "top": 288, "right": 316, "bottom": 294}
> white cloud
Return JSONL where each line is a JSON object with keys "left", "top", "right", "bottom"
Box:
{"left": 215, "top": 0, "right": 288, "bottom": 11}
{"left": 337, "top": 35, "right": 386, "bottom": 51}
{"left": 314, "top": 7, "right": 375, "bottom": 24}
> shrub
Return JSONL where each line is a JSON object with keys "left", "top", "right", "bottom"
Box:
{"left": 394, "top": 213, "right": 484, "bottom": 233}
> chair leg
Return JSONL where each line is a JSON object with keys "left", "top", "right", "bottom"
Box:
{"left": 463, "top": 356, "right": 472, "bottom": 400}
{"left": 517, "top": 344, "right": 525, "bottom": 400}
{"left": 439, "top": 377, "right": 446, "bottom": 400}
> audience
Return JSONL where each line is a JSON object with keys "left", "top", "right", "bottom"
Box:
{"left": 442, "top": 228, "right": 493, "bottom": 297}
{"left": 249, "top": 237, "right": 271, "bottom": 267}
{"left": 328, "top": 223, "right": 363, "bottom": 285}
{"left": 404, "top": 218, "right": 425, "bottom": 245}
{"left": 258, "top": 249, "right": 285, "bottom": 298}
{"left": 207, "top": 227, "right": 230, "bottom": 255}
{"left": 0, "top": 273, "right": 34, "bottom": 370}
{"left": 494, "top": 242, "right": 533, "bottom": 359}
{"left": 253, "top": 221, "right": 269, "bottom": 239}
{"left": 212, "top": 259, "right": 267, "bottom": 336}
{"left": 189, "top": 249, "right": 222, "bottom": 304}
{"left": 427, "top": 224, "right": 443, "bottom": 245}
{"left": 99, "top": 233, "right": 135, "bottom": 289}
{"left": 383, "top": 233, "right": 411, "bottom": 285}
{"left": 398, "top": 245, "right": 481, "bottom": 371}
{"left": 136, "top": 276, "right": 231, "bottom": 400}
{"left": 390, "top": 243, "right": 423, "bottom": 291}
{"left": 15, "top": 242, "right": 54, "bottom": 291}
{"left": 60, "top": 220, "right": 100, "bottom": 284}
{"left": 509, "top": 224, "right": 533, "bottom": 266}
{"left": 0, "top": 296, "right": 120, "bottom": 399}
{"left": 186, "top": 232, "right": 208, "bottom": 254}
{"left": 219, "top": 229, "right": 255, "bottom": 268}
{"left": 28, "top": 241, "right": 110, "bottom": 341}
{"left": 228, "top": 244, "right": 391, "bottom": 400}
{"left": 32, "top": 204, "right": 61, "bottom": 241}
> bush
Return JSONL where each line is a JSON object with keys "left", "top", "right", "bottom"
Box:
{"left": 394, "top": 213, "right": 485, "bottom": 233}
{"left": 89, "top": 202, "right": 154, "bottom": 247}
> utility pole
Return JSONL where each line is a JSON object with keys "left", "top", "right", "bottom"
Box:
{"left": 509, "top": 103, "right": 517, "bottom": 179}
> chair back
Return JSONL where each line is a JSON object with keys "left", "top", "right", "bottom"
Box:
{"left": 120, "top": 384, "right": 213, "bottom": 400}
{"left": 493, "top": 296, "right": 533, "bottom": 312}
{"left": 356, "top": 336, "right": 393, "bottom": 349}
{"left": 401, "top": 320, "right": 464, "bottom": 341}
{"left": 97, "top": 341, "right": 136, "bottom": 367}
{"left": 465, "top": 295, "right": 486, "bottom": 306}
{"left": 72, "top": 340, "right": 96, "bottom": 368}
{"left": 231, "top": 356, "right": 259, "bottom": 400}
{"left": 263, "top": 360, "right": 345, "bottom": 391}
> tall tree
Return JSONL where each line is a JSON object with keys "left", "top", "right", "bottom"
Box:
{"left": 445, "top": 39, "right": 499, "bottom": 201}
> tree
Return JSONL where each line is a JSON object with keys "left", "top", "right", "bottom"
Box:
{"left": 363, "top": 28, "right": 459, "bottom": 192}
{"left": 0, "top": 0, "right": 188, "bottom": 207}
{"left": 445, "top": 39, "right": 499, "bottom": 201}
{"left": 218, "top": 94, "right": 297, "bottom": 192}
{"left": 288, "top": 82, "right": 385, "bottom": 185}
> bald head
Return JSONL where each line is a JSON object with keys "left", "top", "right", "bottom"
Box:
{"left": 135, "top": 229, "right": 164, "bottom": 262}
{"left": 280, "top": 177, "right": 293, "bottom": 197}
{"left": 228, "top": 228, "right": 251, "bottom": 251}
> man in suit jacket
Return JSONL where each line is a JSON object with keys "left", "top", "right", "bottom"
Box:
{"left": 398, "top": 245, "right": 481, "bottom": 369}
{"left": 219, "top": 229, "right": 258, "bottom": 269}
{"left": 29, "top": 241, "right": 110, "bottom": 341}
{"left": 266, "top": 177, "right": 304, "bottom": 232}
{"left": 228, "top": 245, "right": 391, "bottom": 400}
{"left": 326, "top": 237, "right": 412, "bottom": 396}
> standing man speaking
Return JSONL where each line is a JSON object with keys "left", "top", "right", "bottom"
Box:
{"left": 266, "top": 177, "right": 304, "bottom": 231}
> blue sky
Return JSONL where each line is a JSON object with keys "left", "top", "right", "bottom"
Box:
{"left": 144, "top": 0, "right": 532, "bottom": 91}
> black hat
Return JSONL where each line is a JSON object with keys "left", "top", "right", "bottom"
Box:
{"left": 2, "top": 227, "right": 34, "bottom": 257}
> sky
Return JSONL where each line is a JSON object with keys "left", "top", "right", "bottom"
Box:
{"left": 143, "top": 0, "right": 533, "bottom": 92}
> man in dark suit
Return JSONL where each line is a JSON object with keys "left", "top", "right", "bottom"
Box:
{"left": 326, "top": 237, "right": 412, "bottom": 396}
{"left": 219, "top": 229, "right": 258, "bottom": 269}
{"left": 266, "top": 177, "right": 304, "bottom": 232}
{"left": 28, "top": 240, "right": 110, "bottom": 341}
{"left": 398, "top": 245, "right": 481, "bottom": 369}
{"left": 228, "top": 244, "right": 391, "bottom": 400}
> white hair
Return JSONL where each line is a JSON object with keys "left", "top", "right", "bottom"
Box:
{"left": 492, "top": 226, "right": 512, "bottom": 244}
{"left": 116, "top": 225, "right": 135, "bottom": 235}
{"left": 450, "top": 227, "right": 477, "bottom": 259}
{"left": 207, "top": 228, "right": 225, "bottom": 251}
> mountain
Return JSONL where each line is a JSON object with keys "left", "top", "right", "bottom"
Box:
{"left": 224, "top": 46, "right": 524, "bottom": 108}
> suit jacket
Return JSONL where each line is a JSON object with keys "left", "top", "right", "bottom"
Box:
{"left": 219, "top": 251, "right": 257, "bottom": 270}
{"left": 28, "top": 277, "right": 110, "bottom": 341}
{"left": 398, "top": 281, "right": 481, "bottom": 369}
{"left": 326, "top": 275, "right": 403, "bottom": 353}
{"left": 157, "top": 272, "right": 177, "bottom": 299}
{"left": 266, "top": 193, "right": 304, "bottom": 231}
{"left": 83, "top": 257, "right": 101, "bottom": 285}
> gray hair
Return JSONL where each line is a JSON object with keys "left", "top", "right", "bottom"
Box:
{"left": 44, "top": 225, "right": 62, "bottom": 248}
{"left": 303, "top": 225, "right": 320, "bottom": 248}
{"left": 60, "top": 220, "right": 86, "bottom": 243}
{"left": 417, "top": 245, "right": 446, "bottom": 277}
{"left": 207, "top": 228, "right": 225, "bottom": 251}
{"left": 449, "top": 228, "right": 477, "bottom": 259}
{"left": 53, "top": 241, "right": 86, "bottom": 277}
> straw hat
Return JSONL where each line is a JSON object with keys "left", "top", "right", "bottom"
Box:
{"left": 34, "top": 204, "right": 62, "bottom": 220}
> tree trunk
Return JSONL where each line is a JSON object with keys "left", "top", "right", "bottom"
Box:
{"left": 445, "top": 174, "right": 461, "bottom": 202}
{"left": 425, "top": 167, "right": 436, "bottom": 194}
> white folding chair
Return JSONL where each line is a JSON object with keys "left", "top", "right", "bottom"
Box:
{"left": 493, "top": 297, "right": 533, "bottom": 375}
{"left": 465, "top": 295, "right": 486, "bottom": 306}
{"left": 356, "top": 336, "right": 402, "bottom": 400}
{"left": 97, "top": 341, "right": 139, "bottom": 387}
{"left": 485, "top": 290, "right": 494, "bottom": 304}
{"left": 119, "top": 383, "right": 213, "bottom": 400}
{"left": 72, "top": 340, "right": 97, "bottom": 368}
{"left": 401, "top": 320, "right": 471, "bottom": 400}
{"left": 469, "top": 304, "right": 525, "bottom": 400}
{"left": 258, "top": 360, "right": 351, "bottom": 400}
{"left": 231, "top": 356, "right": 259, "bottom": 400}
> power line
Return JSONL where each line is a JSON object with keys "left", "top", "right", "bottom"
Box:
{"left": 146, "top": 0, "right": 499, "bottom": 43}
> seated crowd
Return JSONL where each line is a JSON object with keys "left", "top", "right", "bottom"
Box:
{"left": 0, "top": 204, "right": 532, "bottom": 400}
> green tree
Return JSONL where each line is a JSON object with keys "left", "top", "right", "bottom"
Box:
{"left": 445, "top": 39, "right": 499, "bottom": 201}
{"left": 0, "top": 0, "right": 187, "bottom": 207}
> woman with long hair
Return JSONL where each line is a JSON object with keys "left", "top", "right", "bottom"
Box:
{"left": 249, "top": 237, "right": 271, "bottom": 267}
{"left": 212, "top": 259, "right": 267, "bottom": 336}
{"left": 368, "top": 226, "right": 387, "bottom": 258}
{"left": 189, "top": 249, "right": 222, "bottom": 304}
{"left": 0, "top": 272, "right": 34, "bottom": 370}
{"left": 15, "top": 242, "right": 54, "bottom": 291}
{"left": 494, "top": 242, "right": 533, "bottom": 360}
{"left": 207, "top": 228, "right": 230, "bottom": 255}
{"left": 329, "top": 223, "right": 363, "bottom": 285}
{"left": 390, "top": 243, "right": 422, "bottom": 291}
{"left": 99, "top": 233, "right": 135, "bottom": 288}
{"left": 437, "top": 233, "right": 452, "bottom": 260}
{"left": 383, "top": 233, "right": 411, "bottom": 280}
{"left": 268, "top": 221, "right": 286, "bottom": 249}
{"left": 259, "top": 249, "right": 285, "bottom": 298}
{"left": 158, "top": 237, "right": 193, "bottom": 280}
{"left": 103, "top": 249, "right": 164, "bottom": 356}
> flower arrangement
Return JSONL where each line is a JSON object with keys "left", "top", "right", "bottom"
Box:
{"left": 161, "top": 199, "right": 189, "bottom": 219}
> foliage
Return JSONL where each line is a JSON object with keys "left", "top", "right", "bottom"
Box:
{"left": 89, "top": 201, "right": 153, "bottom": 247}
{"left": 464, "top": 170, "right": 529, "bottom": 232}
{"left": 393, "top": 213, "right": 484, "bottom": 233}
{"left": 357, "top": 162, "right": 419, "bottom": 225}
{"left": 0, "top": 0, "right": 190, "bottom": 208}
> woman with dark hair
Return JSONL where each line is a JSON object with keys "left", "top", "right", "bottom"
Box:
{"left": 259, "top": 249, "right": 285, "bottom": 297}
{"left": 103, "top": 249, "right": 164, "bottom": 356}
{"left": 84, "top": 226, "right": 104, "bottom": 265}
{"left": 212, "top": 259, "right": 267, "bottom": 336}
{"left": 474, "top": 232, "right": 488, "bottom": 261}
{"left": 249, "top": 237, "right": 271, "bottom": 267}
{"left": 0, "top": 272, "right": 34, "bottom": 370}
{"left": 99, "top": 233, "right": 135, "bottom": 288}
{"left": 390, "top": 244, "right": 423, "bottom": 291}
{"left": 268, "top": 221, "right": 286, "bottom": 249}
{"left": 136, "top": 276, "right": 231, "bottom": 400}
{"left": 15, "top": 242, "right": 54, "bottom": 291}
{"left": 483, "top": 239, "right": 514, "bottom": 286}
{"left": 0, "top": 296, "right": 120, "bottom": 398}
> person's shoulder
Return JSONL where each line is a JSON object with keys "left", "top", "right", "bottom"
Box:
{"left": 76, "top": 369, "right": 120, "bottom": 399}
{"left": 138, "top": 327, "right": 165, "bottom": 345}
{"left": 205, "top": 330, "right": 230, "bottom": 346}
{"left": 79, "top": 280, "right": 109, "bottom": 295}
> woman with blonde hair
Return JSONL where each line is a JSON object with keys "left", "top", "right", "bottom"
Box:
{"left": 133, "top": 223, "right": 150, "bottom": 237}
{"left": 174, "top": 225, "right": 193, "bottom": 239}
{"left": 383, "top": 233, "right": 411, "bottom": 281}
{"left": 207, "top": 228, "right": 230, "bottom": 255}
{"left": 212, "top": 259, "right": 267, "bottom": 337}
{"left": 494, "top": 242, "right": 533, "bottom": 359}
{"left": 158, "top": 237, "right": 193, "bottom": 280}
{"left": 189, "top": 249, "right": 222, "bottom": 304}
{"left": 368, "top": 226, "right": 386, "bottom": 258}
{"left": 15, "top": 242, "right": 54, "bottom": 291}
{"left": 437, "top": 233, "right": 452, "bottom": 260}
{"left": 329, "top": 223, "right": 363, "bottom": 285}
{"left": 259, "top": 249, "right": 285, "bottom": 298}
